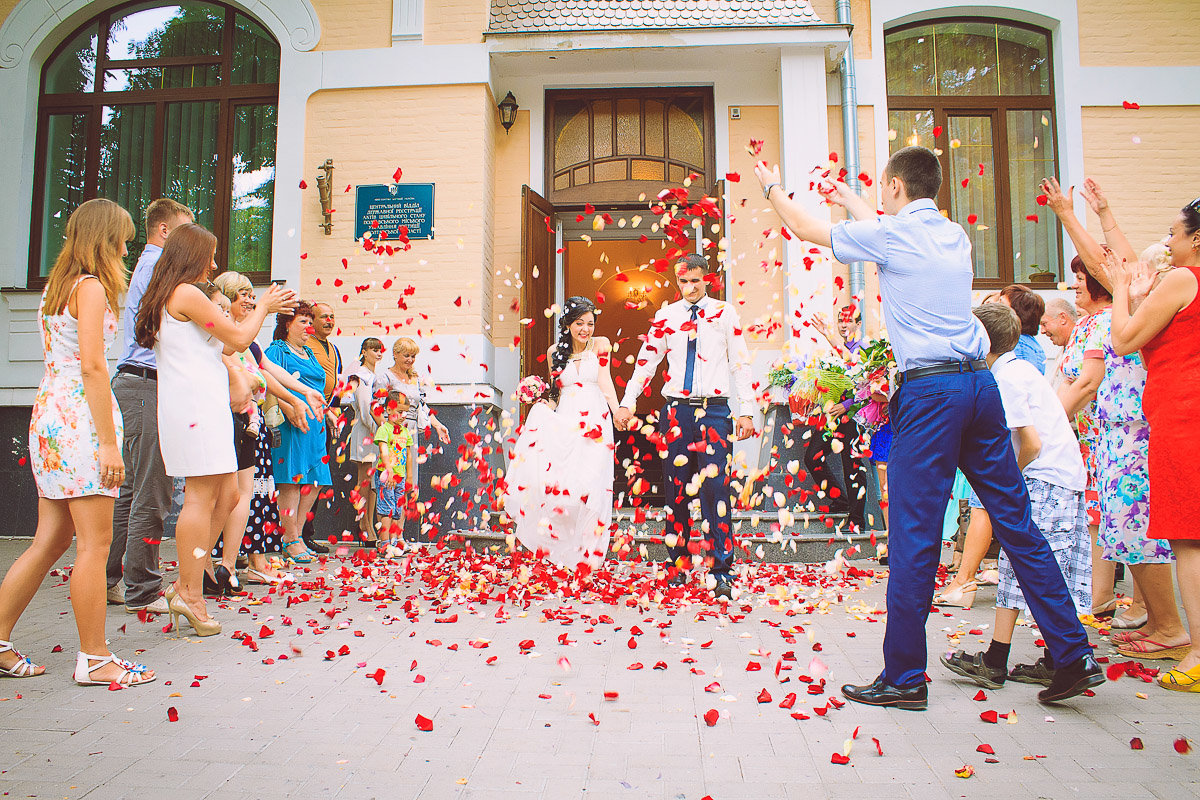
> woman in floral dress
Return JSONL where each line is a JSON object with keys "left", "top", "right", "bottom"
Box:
{"left": 0, "top": 199, "right": 154, "bottom": 687}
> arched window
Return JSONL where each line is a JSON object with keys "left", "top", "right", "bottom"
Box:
{"left": 885, "top": 20, "right": 1060, "bottom": 287}
{"left": 546, "top": 88, "right": 715, "bottom": 205}
{"left": 31, "top": 1, "right": 280, "bottom": 282}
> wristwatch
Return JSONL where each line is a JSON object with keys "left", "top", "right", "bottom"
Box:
{"left": 762, "top": 182, "right": 780, "bottom": 200}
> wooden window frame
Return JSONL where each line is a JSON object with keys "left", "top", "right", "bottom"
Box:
{"left": 884, "top": 18, "right": 1062, "bottom": 289}
{"left": 544, "top": 87, "right": 716, "bottom": 207}
{"left": 28, "top": 0, "right": 279, "bottom": 286}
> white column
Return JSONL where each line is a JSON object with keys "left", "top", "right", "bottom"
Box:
{"left": 269, "top": 49, "right": 322, "bottom": 287}
{"left": 779, "top": 47, "right": 833, "bottom": 357}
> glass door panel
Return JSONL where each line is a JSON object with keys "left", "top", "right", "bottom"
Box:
{"left": 1007, "top": 110, "right": 1059, "bottom": 282}
{"left": 162, "top": 100, "right": 219, "bottom": 233}
{"left": 947, "top": 114, "right": 1000, "bottom": 280}
{"left": 99, "top": 103, "right": 155, "bottom": 266}
{"left": 38, "top": 112, "right": 90, "bottom": 277}
{"left": 228, "top": 103, "right": 277, "bottom": 275}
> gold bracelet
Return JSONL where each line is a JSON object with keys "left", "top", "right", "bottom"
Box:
{"left": 1102, "top": 226, "right": 1117, "bottom": 233}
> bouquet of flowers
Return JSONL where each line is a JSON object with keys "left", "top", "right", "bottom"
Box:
{"left": 789, "top": 355, "right": 855, "bottom": 426}
{"left": 516, "top": 375, "right": 549, "bottom": 403}
{"left": 844, "top": 338, "right": 896, "bottom": 434}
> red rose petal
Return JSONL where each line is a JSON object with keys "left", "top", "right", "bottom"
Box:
{"left": 415, "top": 714, "right": 433, "bottom": 732}
{"left": 604, "top": 691, "right": 619, "bottom": 701}
{"left": 976, "top": 744, "right": 995, "bottom": 755}
{"left": 1130, "top": 737, "right": 1144, "bottom": 750}
{"left": 830, "top": 752, "right": 850, "bottom": 765}
{"left": 1174, "top": 737, "right": 1192, "bottom": 754}
{"left": 872, "top": 737, "right": 883, "bottom": 756}
{"left": 757, "top": 688, "right": 772, "bottom": 703}
{"left": 167, "top": 706, "right": 179, "bottom": 722}
{"left": 973, "top": 690, "right": 987, "bottom": 701}
{"left": 703, "top": 708, "right": 720, "bottom": 727}
{"left": 980, "top": 710, "right": 998, "bottom": 723}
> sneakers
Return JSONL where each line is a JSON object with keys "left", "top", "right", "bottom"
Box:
{"left": 106, "top": 585, "right": 125, "bottom": 605}
{"left": 126, "top": 597, "right": 169, "bottom": 615}
{"left": 1008, "top": 656, "right": 1055, "bottom": 686}
{"left": 1037, "top": 654, "right": 1104, "bottom": 703}
{"left": 940, "top": 649, "right": 1007, "bottom": 689}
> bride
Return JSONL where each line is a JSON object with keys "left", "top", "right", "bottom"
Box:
{"left": 503, "top": 296, "right": 621, "bottom": 570}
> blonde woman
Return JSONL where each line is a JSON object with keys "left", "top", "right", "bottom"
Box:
{"left": 0, "top": 199, "right": 154, "bottom": 686}
{"left": 378, "top": 337, "right": 451, "bottom": 488}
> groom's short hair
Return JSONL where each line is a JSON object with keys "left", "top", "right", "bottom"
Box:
{"left": 676, "top": 253, "right": 709, "bottom": 275}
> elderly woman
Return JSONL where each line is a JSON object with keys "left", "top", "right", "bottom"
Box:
{"left": 378, "top": 337, "right": 451, "bottom": 483}
{"left": 1044, "top": 178, "right": 1184, "bottom": 657}
{"left": 265, "top": 301, "right": 331, "bottom": 564}
{"left": 209, "top": 273, "right": 322, "bottom": 584}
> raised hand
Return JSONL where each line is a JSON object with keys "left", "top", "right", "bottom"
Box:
{"left": 817, "top": 179, "right": 856, "bottom": 209}
{"left": 1040, "top": 177, "right": 1073, "bottom": 217}
{"left": 1081, "top": 178, "right": 1109, "bottom": 214}
{"left": 1100, "top": 248, "right": 1131, "bottom": 290}
{"left": 1129, "top": 259, "right": 1156, "bottom": 302}
{"left": 262, "top": 283, "right": 298, "bottom": 314}
{"left": 754, "top": 161, "right": 782, "bottom": 194}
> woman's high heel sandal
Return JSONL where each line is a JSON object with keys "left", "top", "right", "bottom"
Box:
{"left": 168, "top": 594, "right": 222, "bottom": 637}
{"left": 0, "top": 639, "right": 44, "bottom": 678}
{"left": 282, "top": 539, "right": 316, "bottom": 564}
{"left": 933, "top": 581, "right": 978, "bottom": 610}
{"left": 74, "top": 652, "right": 155, "bottom": 687}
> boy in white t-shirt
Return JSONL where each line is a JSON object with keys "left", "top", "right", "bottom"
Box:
{"left": 941, "top": 304, "right": 1091, "bottom": 689}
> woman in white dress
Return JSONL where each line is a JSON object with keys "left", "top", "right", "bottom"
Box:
{"left": 504, "top": 297, "right": 620, "bottom": 571}
{"left": 347, "top": 337, "right": 385, "bottom": 543}
{"left": 134, "top": 223, "right": 294, "bottom": 636}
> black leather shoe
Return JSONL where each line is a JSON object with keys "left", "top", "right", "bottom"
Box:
{"left": 202, "top": 570, "right": 225, "bottom": 597}
{"left": 713, "top": 580, "right": 733, "bottom": 601}
{"left": 940, "top": 649, "right": 1007, "bottom": 689}
{"left": 841, "top": 674, "right": 928, "bottom": 710}
{"left": 1038, "top": 654, "right": 1104, "bottom": 703}
{"left": 303, "top": 535, "right": 329, "bottom": 554}
{"left": 665, "top": 573, "right": 688, "bottom": 588}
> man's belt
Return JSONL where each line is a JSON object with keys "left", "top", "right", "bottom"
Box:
{"left": 117, "top": 364, "right": 157, "bottom": 380}
{"left": 667, "top": 396, "right": 729, "bottom": 407}
{"left": 897, "top": 359, "right": 987, "bottom": 386}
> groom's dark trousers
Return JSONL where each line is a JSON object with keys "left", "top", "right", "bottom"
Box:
{"left": 660, "top": 399, "right": 734, "bottom": 579}
{"left": 884, "top": 367, "right": 1092, "bottom": 688}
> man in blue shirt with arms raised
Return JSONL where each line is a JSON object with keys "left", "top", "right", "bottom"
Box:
{"left": 754, "top": 147, "right": 1101, "bottom": 709}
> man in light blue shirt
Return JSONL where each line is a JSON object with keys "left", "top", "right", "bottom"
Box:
{"left": 107, "top": 198, "right": 193, "bottom": 614}
{"left": 755, "top": 147, "right": 1098, "bottom": 709}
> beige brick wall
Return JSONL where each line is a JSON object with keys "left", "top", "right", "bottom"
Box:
{"left": 424, "top": 0, "right": 489, "bottom": 45}
{"left": 301, "top": 85, "right": 494, "bottom": 337}
{"left": 726, "top": 105, "right": 786, "bottom": 349}
{"left": 825, "top": 104, "right": 882, "bottom": 335}
{"left": 0, "top": 0, "right": 17, "bottom": 30}
{"left": 1081, "top": 106, "right": 1200, "bottom": 254}
{"left": 1078, "top": 0, "right": 1200, "bottom": 67}
{"left": 811, "top": 0, "right": 870, "bottom": 58}
{"left": 490, "top": 109, "right": 530, "bottom": 347}
{"left": 309, "top": 0, "right": 392, "bottom": 50}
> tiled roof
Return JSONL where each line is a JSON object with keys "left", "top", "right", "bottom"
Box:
{"left": 488, "top": 0, "right": 825, "bottom": 33}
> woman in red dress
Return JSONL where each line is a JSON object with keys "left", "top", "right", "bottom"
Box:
{"left": 1108, "top": 199, "right": 1200, "bottom": 691}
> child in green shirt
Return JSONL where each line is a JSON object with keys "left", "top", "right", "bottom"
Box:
{"left": 373, "top": 390, "right": 416, "bottom": 554}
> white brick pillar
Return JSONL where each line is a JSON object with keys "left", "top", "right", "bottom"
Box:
{"left": 779, "top": 47, "right": 834, "bottom": 356}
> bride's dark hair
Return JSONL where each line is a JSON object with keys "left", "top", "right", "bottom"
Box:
{"left": 549, "top": 296, "right": 598, "bottom": 400}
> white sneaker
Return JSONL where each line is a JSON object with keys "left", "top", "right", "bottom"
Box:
{"left": 126, "top": 596, "right": 169, "bottom": 615}
{"left": 106, "top": 585, "right": 125, "bottom": 605}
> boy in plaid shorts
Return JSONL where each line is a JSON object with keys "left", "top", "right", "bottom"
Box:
{"left": 941, "top": 304, "right": 1091, "bottom": 689}
{"left": 374, "top": 391, "right": 416, "bottom": 556}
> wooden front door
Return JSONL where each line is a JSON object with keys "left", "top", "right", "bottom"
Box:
{"left": 519, "top": 185, "right": 556, "bottom": 385}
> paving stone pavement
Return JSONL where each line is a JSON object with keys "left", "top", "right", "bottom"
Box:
{"left": 0, "top": 538, "right": 1196, "bottom": 800}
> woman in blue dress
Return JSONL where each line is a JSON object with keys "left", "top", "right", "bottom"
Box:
{"left": 265, "top": 301, "right": 331, "bottom": 563}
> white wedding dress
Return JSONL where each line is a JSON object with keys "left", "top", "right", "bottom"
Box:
{"left": 504, "top": 350, "right": 614, "bottom": 570}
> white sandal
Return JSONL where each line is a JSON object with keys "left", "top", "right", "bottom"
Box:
{"left": 74, "top": 651, "right": 155, "bottom": 687}
{"left": 0, "top": 639, "right": 43, "bottom": 678}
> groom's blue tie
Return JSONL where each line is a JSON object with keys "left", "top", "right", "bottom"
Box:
{"left": 682, "top": 303, "right": 700, "bottom": 395}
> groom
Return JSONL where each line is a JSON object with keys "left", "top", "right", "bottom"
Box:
{"left": 615, "top": 254, "right": 757, "bottom": 599}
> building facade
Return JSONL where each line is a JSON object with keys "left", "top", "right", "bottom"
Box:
{"left": 1, "top": 0, "right": 1198, "bottom": 532}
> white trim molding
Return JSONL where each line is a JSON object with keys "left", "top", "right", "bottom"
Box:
{"left": 392, "top": 0, "right": 423, "bottom": 41}
{"left": 0, "top": 0, "right": 321, "bottom": 69}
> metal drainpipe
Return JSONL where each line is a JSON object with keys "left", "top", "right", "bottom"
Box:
{"left": 836, "top": 0, "right": 866, "bottom": 306}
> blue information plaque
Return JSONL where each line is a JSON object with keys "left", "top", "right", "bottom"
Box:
{"left": 354, "top": 183, "right": 435, "bottom": 241}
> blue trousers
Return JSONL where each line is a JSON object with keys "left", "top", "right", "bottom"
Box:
{"left": 660, "top": 401, "right": 734, "bottom": 578}
{"left": 883, "top": 370, "right": 1091, "bottom": 687}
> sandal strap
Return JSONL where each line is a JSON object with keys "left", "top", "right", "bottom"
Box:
{"left": 0, "top": 641, "right": 39, "bottom": 677}
{"left": 78, "top": 652, "right": 150, "bottom": 685}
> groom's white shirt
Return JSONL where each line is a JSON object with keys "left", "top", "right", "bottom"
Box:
{"left": 620, "top": 295, "right": 756, "bottom": 416}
